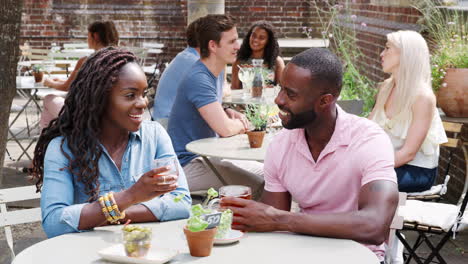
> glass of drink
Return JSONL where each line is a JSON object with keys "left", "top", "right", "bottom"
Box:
{"left": 152, "top": 156, "right": 179, "bottom": 184}
{"left": 219, "top": 185, "right": 251, "bottom": 226}
{"left": 238, "top": 67, "right": 255, "bottom": 98}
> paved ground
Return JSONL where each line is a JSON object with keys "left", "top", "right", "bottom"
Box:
{"left": 1, "top": 95, "right": 467, "bottom": 263}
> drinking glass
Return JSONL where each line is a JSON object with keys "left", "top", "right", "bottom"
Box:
{"left": 218, "top": 185, "right": 252, "bottom": 226}
{"left": 238, "top": 67, "right": 254, "bottom": 98}
{"left": 152, "top": 156, "right": 179, "bottom": 184}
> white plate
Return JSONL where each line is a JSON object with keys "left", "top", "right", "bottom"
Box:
{"left": 214, "top": 229, "right": 244, "bottom": 245}
{"left": 98, "top": 244, "right": 178, "bottom": 264}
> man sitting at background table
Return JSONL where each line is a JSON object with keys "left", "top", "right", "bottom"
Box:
{"left": 152, "top": 17, "right": 227, "bottom": 122}
{"left": 167, "top": 14, "right": 264, "bottom": 197}
{"left": 222, "top": 48, "right": 398, "bottom": 263}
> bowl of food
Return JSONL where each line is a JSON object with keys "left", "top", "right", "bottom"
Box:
{"left": 122, "top": 224, "right": 152, "bottom": 258}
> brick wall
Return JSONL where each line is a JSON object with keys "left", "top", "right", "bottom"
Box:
{"left": 20, "top": 0, "right": 320, "bottom": 64}
{"left": 226, "top": 0, "right": 322, "bottom": 38}
{"left": 20, "top": 0, "right": 189, "bottom": 65}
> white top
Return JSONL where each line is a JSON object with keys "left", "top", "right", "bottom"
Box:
{"left": 13, "top": 220, "right": 379, "bottom": 264}
{"left": 371, "top": 106, "right": 447, "bottom": 169}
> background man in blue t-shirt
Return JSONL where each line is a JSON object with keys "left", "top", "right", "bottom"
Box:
{"left": 168, "top": 14, "right": 264, "bottom": 196}
{"left": 152, "top": 17, "right": 226, "bottom": 122}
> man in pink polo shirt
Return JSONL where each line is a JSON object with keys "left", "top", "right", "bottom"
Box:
{"left": 223, "top": 48, "right": 398, "bottom": 262}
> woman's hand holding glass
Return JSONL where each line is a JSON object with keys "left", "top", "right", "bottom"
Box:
{"left": 126, "top": 157, "right": 179, "bottom": 203}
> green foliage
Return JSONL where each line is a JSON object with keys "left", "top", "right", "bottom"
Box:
{"left": 414, "top": 0, "right": 468, "bottom": 92}
{"left": 186, "top": 188, "right": 219, "bottom": 232}
{"left": 310, "top": 0, "right": 377, "bottom": 116}
{"left": 245, "top": 104, "right": 270, "bottom": 131}
{"left": 31, "top": 64, "right": 43, "bottom": 73}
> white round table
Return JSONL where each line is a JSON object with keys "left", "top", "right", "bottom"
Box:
{"left": 13, "top": 220, "right": 379, "bottom": 264}
{"left": 223, "top": 89, "right": 277, "bottom": 105}
{"left": 186, "top": 134, "right": 274, "bottom": 162}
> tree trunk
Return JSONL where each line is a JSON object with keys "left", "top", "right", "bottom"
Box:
{"left": 0, "top": 0, "right": 23, "bottom": 184}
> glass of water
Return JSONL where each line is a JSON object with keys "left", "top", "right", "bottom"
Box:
{"left": 152, "top": 156, "right": 179, "bottom": 184}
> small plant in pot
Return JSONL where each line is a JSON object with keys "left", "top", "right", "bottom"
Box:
{"left": 245, "top": 104, "right": 270, "bottom": 148}
{"left": 31, "top": 64, "right": 44, "bottom": 83}
{"left": 178, "top": 188, "right": 232, "bottom": 257}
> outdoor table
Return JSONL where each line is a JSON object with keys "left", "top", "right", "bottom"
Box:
{"left": 17, "top": 59, "right": 77, "bottom": 68}
{"left": 223, "top": 89, "right": 277, "bottom": 106}
{"left": 12, "top": 219, "right": 379, "bottom": 264}
{"left": 18, "top": 59, "right": 78, "bottom": 76}
{"left": 185, "top": 133, "right": 275, "bottom": 185}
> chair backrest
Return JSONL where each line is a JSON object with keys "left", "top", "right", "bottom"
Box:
{"left": 142, "top": 42, "right": 164, "bottom": 54}
{"left": 0, "top": 185, "right": 41, "bottom": 258}
{"left": 27, "top": 48, "right": 51, "bottom": 60}
{"left": 407, "top": 121, "right": 464, "bottom": 201}
{"left": 63, "top": 42, "right": 89, "bottom": 50}
{"left": 124, "top": 46, "right": 148, "bottom": 65}
{"left": 441, "top": 121, "right": 468, "bottom": 206}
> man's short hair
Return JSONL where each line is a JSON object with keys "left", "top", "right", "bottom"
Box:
{"left": 186, "top": 18, "right": 201, "bottom": 48}
{"left": 197, "top": 14, "right": 236, "bottom": 58}
{"left": 290, "top": 48, "right": 343, "bottom": 96}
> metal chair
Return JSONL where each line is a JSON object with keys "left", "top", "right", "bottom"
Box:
{"left": 0, "top": 185, "right": 41, "bottom": 259}
{"left": 396, "top": 121, "right": 468, "bottom": 264}
{"left": 406, "top": 122, "right": 462, "bottom": 202}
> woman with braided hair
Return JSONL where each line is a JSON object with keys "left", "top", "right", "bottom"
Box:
{"left": 33, "top": 47, "right": 191, "bottom": 238}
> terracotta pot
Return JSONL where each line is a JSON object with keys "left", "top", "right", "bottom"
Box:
{"left": 183, "top": 226, "right": 217, "bottom": 257}
{"left": 33, "top": 72, "right": 44, "bottom": 83}
{"left": 246, "top": 130, "right": 266, "bottom": 148}
{"left": 251, "top": 86, "right": 263, "bottom": 98}
{"left": 437, "top": 68, "right": 468, "bottom": 117}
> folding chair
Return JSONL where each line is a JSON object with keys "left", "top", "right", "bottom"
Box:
{"left": 396, "top": 121, "right": 468, "bottom": 264}
{"left": 0, "top": 185, "right": 42, "bottom": 259}
{"left": 406, "top": 122, "right": 462, "bottom": 202}
{"left": 124, "top": 46, "right": 148, "bottom": 66}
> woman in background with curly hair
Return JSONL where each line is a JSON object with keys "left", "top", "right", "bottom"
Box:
{"left": 231, "top": 21, "right": 285, "bottom": 90}
{"left": 32, "top": 47, "right": 191, "bottom": 238}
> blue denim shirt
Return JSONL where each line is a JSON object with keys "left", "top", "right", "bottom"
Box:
{"left": 41, "top": 121, "right": 191, "bottom": 238}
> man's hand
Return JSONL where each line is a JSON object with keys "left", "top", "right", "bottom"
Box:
{"left": 222, "top": 197, "right": 287, "bottom": 232}
{"left": 225, "top": 108, "right": 251, "bottom": 131}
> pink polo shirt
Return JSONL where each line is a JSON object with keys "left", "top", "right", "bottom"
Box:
{"left": 264, "top": 106, "right": 397, "bottom": 260}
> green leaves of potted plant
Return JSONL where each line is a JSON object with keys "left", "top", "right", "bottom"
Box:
{"left": 245, "top": 104, "right": 270, "bottom": 148}
{"left": 415, "top": 0, "right": 468, "bottom": 117}
{"left": 31, "top": 64, "right": 44, "bottom": 83}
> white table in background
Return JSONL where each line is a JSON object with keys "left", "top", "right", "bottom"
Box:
{"left": 186, "top": 133, "right": 275, "bottom": 185}
{"left": 12, "top": 220, "right": 379, "bottom": 264}
{"left": 223, "top": 89, "right": 277, "bottom": 106}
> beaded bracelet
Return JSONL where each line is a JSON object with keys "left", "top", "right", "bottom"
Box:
{"left": 98, "top": 192, "right": 125, "bottom": 224}
{"left": 107, "top": 192, "right": 125, "bottom": 221}
{"left": 98, "top": 196, "right": 114, "bottom": 223}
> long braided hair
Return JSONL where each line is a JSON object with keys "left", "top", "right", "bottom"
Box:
{"left": 237, "top": 21, "right": 280, "bottom": 69}
{"left": 32, "top": 47, "right": 137, "bottom": 201}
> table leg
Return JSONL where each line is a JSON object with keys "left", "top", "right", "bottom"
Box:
{"left": 201, "top": 156, "right": 228, "bottom": 186}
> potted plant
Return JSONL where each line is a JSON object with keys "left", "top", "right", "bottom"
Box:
{"left": 31, "top": 64, "right": 44, "bottom": 83}
{"left": 178, "top": 188, "right": 232, "bottom": 257}
{"left": 415, "top": 0, "right": 468, "bottom": 117}
{"left": 245, "top": 104, "right": 270, "bottom": 148}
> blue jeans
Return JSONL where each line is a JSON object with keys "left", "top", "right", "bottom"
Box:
{"left": 395, "top": 164, "right": 437, "bottom": 192}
